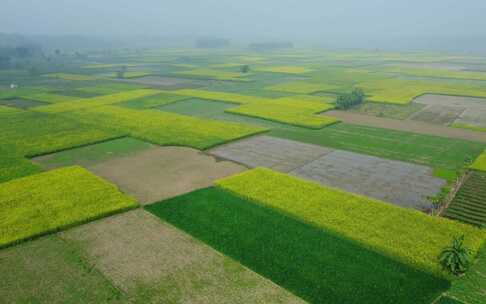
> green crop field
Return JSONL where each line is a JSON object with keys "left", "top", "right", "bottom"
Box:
{"left": 357, "top": 78, "right": 486, "bottom": 104}
{"left": 0, "top": 109, "right": 121, "bottom": 157}
{"left": 226, "top": 99, "right": 338, "bottom": 128}
{"left": 173, "top": 89, "right": 271, "bottom": 104}
{"left": 45, "top": 73, "right": 99, "bottom": 81}
{"left": 452, "top": 123, "right": 486, "bottom": 133}
{"left": 270, "top": 123, "right": 485, "bottom": 171}
{"left": 215, "top": 168, "right": 485, "bottom": 277}
{"left": 147, "top": 186, "right": 450, "bottom": 304}
{"left": 18, "top": 92, "right": 82, "bottom": 103}
{"left": 35, "top": 137, "right": 154, "bottom": 168}
{"left": 445, "top": 171, "right": 486, "bottom": 227}
{"left": 159, "top": 98, "right": 235, "bottom": 118}
{"left": 0, "top": 166, "right": 137, "bottom": 248}
{"left": 174, "top": 68, "right": 251, "bottom": 81}
{"left": 34, "top": 89, "right": 162, "bottom": 113}
{"left": 113, "top": 71, "right": 153, "bottom": 79}
{"left": 441, "top": 245, "right": 486, "bottom": 304}
{"left": 0, "top": 108, "right": 121, "bottom": 182}
{"left": 385, "top": 66, "right": 486, "bottom": 81}
{"left": 75, "top": 82, "right": 147, "bottom": 95}
{"left": 64, "top": 105, "right": 267, "bottom": 149}
{"left": 118, "top": 91, "right": 189, "bottom": 109}
{"left": 266, "top": 81, "right": 341, "bottom": 94}
{"left": 254, "top": 66, "right": 313, "bottom": 74}
{"left": 0, "top": 236, "right": 125, "bottom": 303}
{"left": 470, "top": 150, "right": 486, "bottom": 171}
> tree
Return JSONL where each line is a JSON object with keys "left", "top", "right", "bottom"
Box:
{"left": 335, "top": 88, "right": 365, "bottom": 109}
{"left": 240, "top": 65, "right": 250, "bottom": 73}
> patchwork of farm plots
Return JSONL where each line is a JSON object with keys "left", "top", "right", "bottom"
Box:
{"left": 210, "top": 135, "right": 446, "bottom": 210}
{"left": 414, "top": 94, "right": 486, "bottom": 130}
{"left": 147, "top": 168, "right": 485, "bottom": 304}
{"left": 1, "top": 48, "right": 486, "bottom": 304}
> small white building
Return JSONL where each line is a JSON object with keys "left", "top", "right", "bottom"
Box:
{"left": 10, "top": 84, "right": 18, "bottom": 89}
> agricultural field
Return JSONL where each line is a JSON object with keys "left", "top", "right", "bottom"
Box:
{"left": 254, "top": 66, "right": 314, "bottom": 74}
{"left": 45, "top": 73, "right": 99, "bottom": 81}
{"left": 226, "top": 99, "right": 338, "bottom": 128}
{"left": 214, "top": 168, "right": 484, "bottom": 277}
{"left": 0, "top": 166, "right": 137, "bottom": 248}
{"left": 360, "top": 79, "right": 486, "bottom": 105}
{"left": 471, "top": 150, "right": 486, "bottom": 171}
{"left": 174, "top": 68, "right": 251, "bottom": 81}
{"left": 63, "top": 105, "right": 266, "bottom": 149}
{"left": 270, "top": 123, "right": 485, "bottom": 172}
{"left": 444, "top": 171, "right": 486, "bottom": 227}
{"left": 1, "top": 47, "right": 486, "bottom": 304}
{"left": 209, "top": 135, "right": 446, "bottom": 209}
{"left": 349, "top": 101, "right": 426, "bottom": 119}
{"left": 266, "top": 80, "right": 341, "bottom": 94}
{"left": 34, "top": 89, "right": 162, "bottom": 113}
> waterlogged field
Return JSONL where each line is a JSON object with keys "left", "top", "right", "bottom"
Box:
{"left": 0, "top": 166, "right": 137, "bottom": 248}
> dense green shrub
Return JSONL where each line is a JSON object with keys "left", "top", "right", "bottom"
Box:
{"left": 439, "top": 235, "right": 472, "bottom": 276}
{"left": 336, "top": 88, "right": 365, "bottom": 109}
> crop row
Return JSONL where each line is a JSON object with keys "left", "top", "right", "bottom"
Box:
{"left": 445, "top": 171, "right": 486, "bottom": 227}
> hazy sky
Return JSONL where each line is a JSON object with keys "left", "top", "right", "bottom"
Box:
{"left": 2, "top": 0, "right": 486, "bottom": 41}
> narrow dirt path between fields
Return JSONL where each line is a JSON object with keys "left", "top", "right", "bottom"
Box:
{"left": 326, "top": 110, "right": 486, "bottom": 143}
